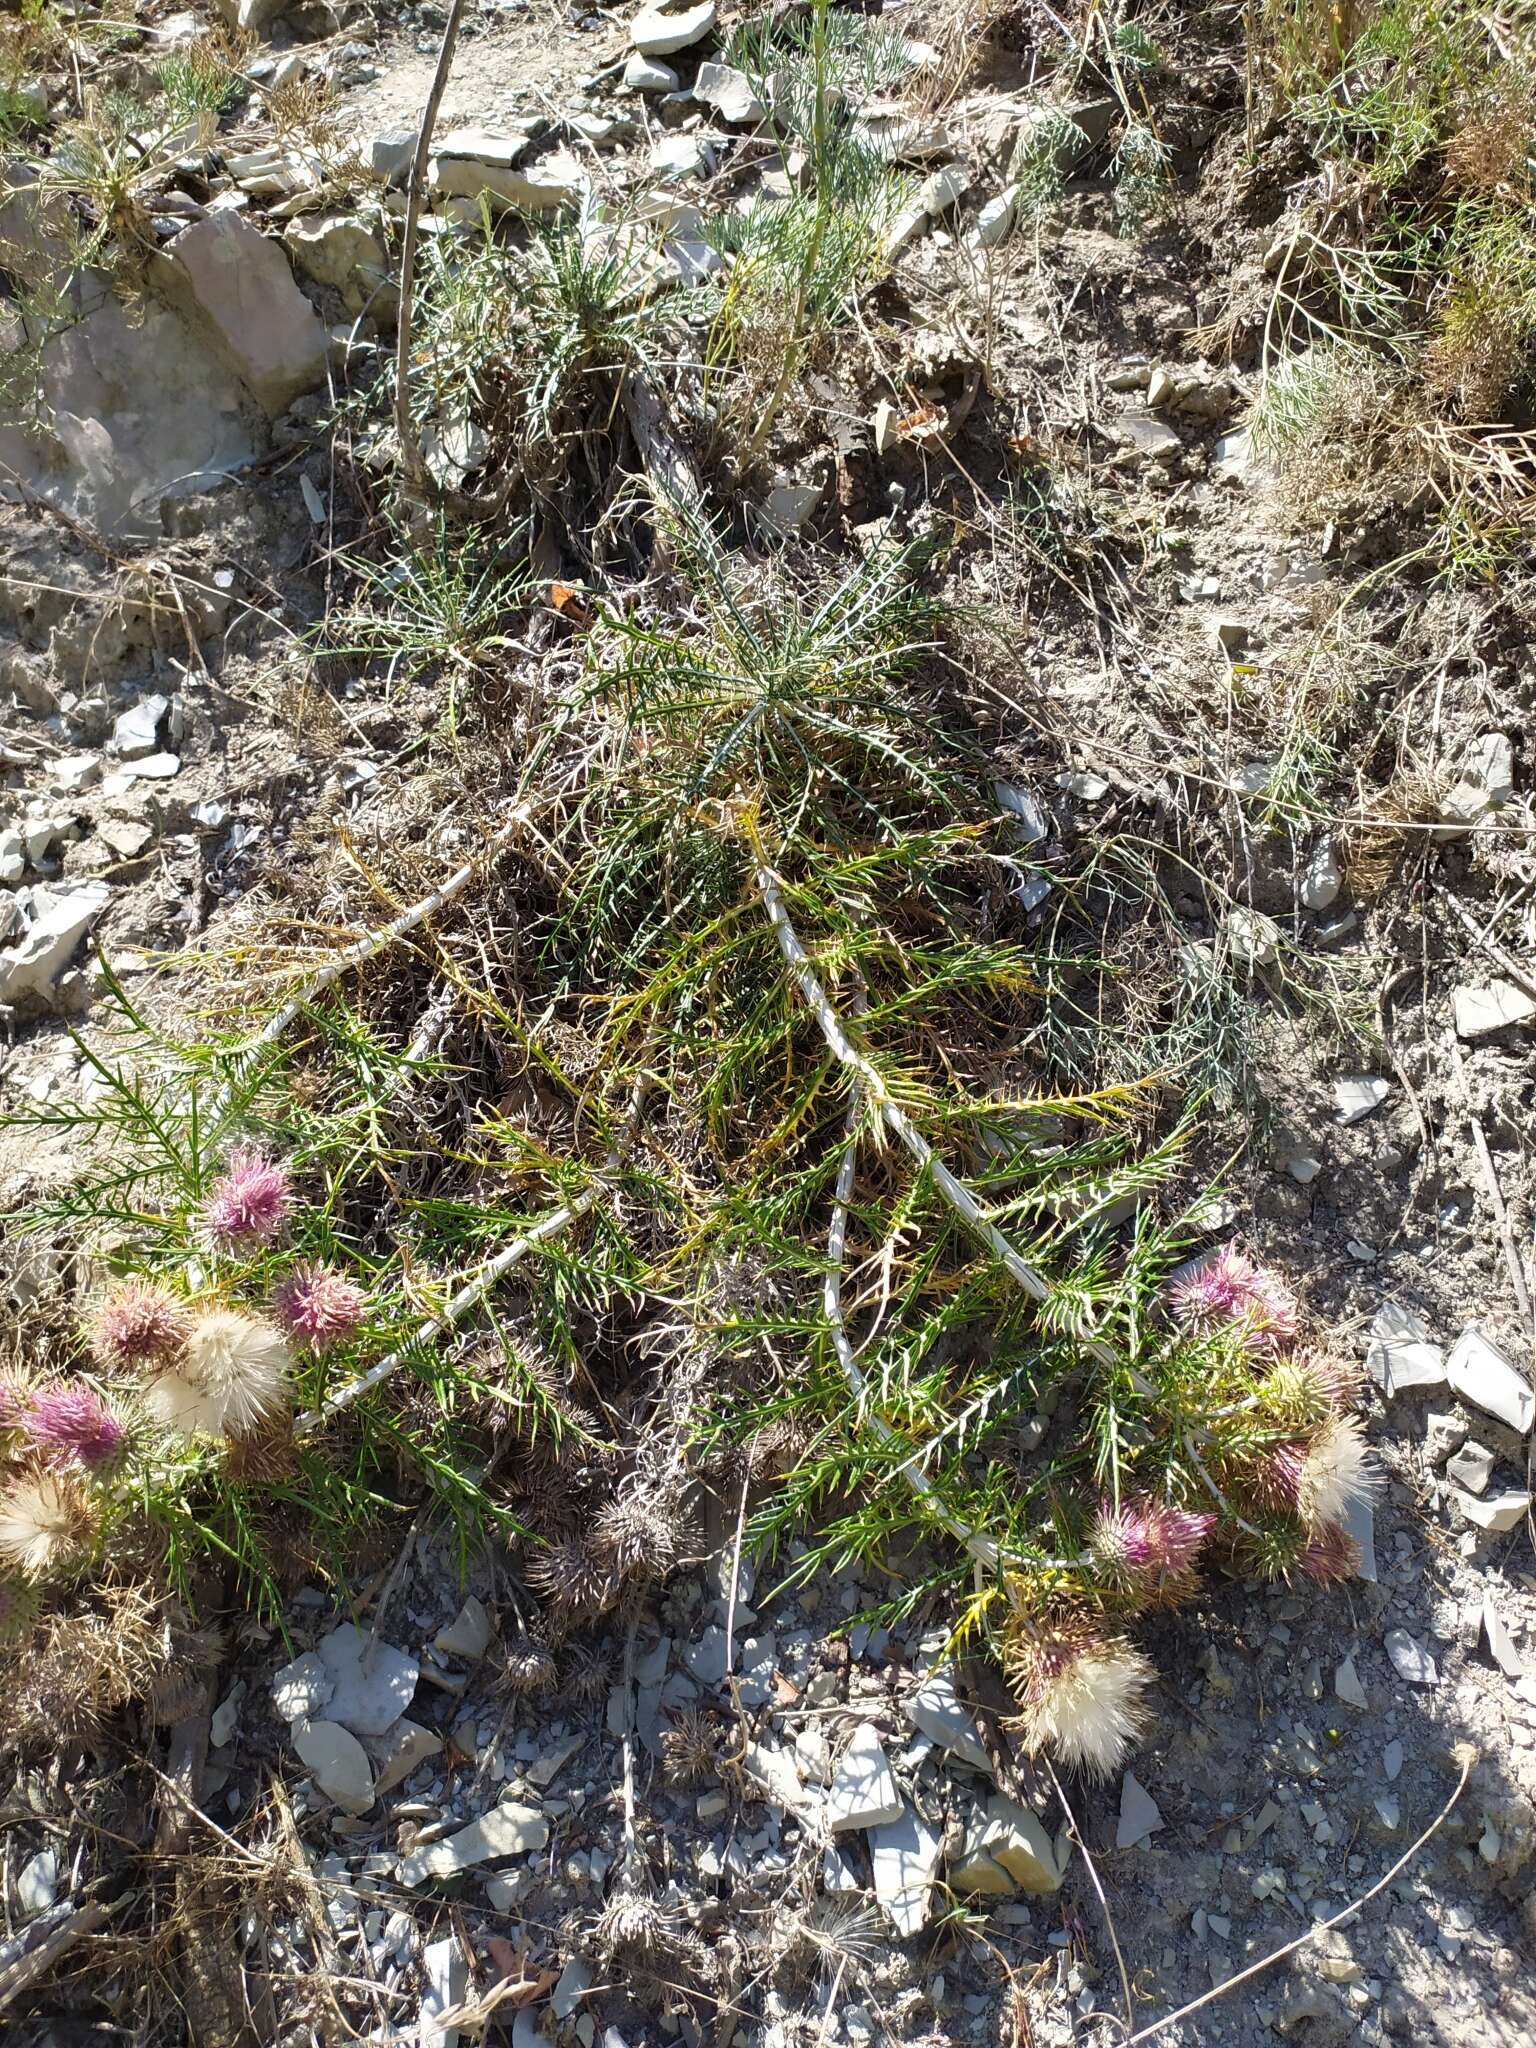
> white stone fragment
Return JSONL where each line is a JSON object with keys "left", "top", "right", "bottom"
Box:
{"left": 630, "top": 0, "right": 716, "bottom": 56}
{"left": 293, "top": 1718, "right": 376, "bottom": 1813}
{"left": 904, "top": 1665, "right": 992, "bottom": 1774}
{"left": 692, "top": 61, "right": 764, "bottom": 123}
{"left": 1453, "top": 980, "right": 1536, "bottom": 1040}
{"left": 1384, "top": 1629, "right": 1438, "bottom": 1686}
{"left": 870, "top": 1804, "right": 943, "bottom": 1935}
{"left": 0, "top": 882, "right": 112, "bottom": 1006}
{"left": 435, "top": 1597, "right": 494, "bottom": 1661}
{"left": 316, "top": 1623, "right": 420, "bottom": 1735}
{"left": 623, "top": 52, "right": 679, "bottom": 92}
{"left": 421, "top": 1934, "right": 469, "bottom": 2048}
{"left": 1457, "top": 1489, "right": 1531, "bottom": 1533}
{"left": 272, "top": 1650, "right": 332, "bottom": 1721}
{"left": 1334, "top": 1074, "right": 1389, "bottom": 1125}
{"left": 1334, "top": 1656, "right": 1367, "bottom": 1710}
{"left": 1366, "top": 1302, "right": 1446, "bottom": 1396}
{"left": 1446, "top": 1327, "right": 1534, "bottom": 1435}
{"left": 16, "top": 1850, "right": 57, "bottom": 1916}
{"left": 1115, "top": 1771, "right": 1163, "bottom": 1848}
{"left": 370, "top": 1718, "right": 444, "bottom": 1797}
{"left": 1301, "top": 837, "right": 1341, "bottom": 911}
{"left": 1482, "top": 1591, "right": 1526, "bottom": 1677}
{"left": 825, "top": 1725, "right": 904, "bottom": 1833}
{"left": 398, "top": 1800, "right": 549, "bottom": 1883}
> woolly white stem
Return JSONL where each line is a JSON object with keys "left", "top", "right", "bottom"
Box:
{"left": 297, "top": 1070, "right": 648, "bottom": 1430}
{"left": 758, "top": 864, "right": 1116, "bottom": 1368}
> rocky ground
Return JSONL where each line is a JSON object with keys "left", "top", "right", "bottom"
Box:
{"left": 2, "top": 3, "right": 1535, "bottom": 2046}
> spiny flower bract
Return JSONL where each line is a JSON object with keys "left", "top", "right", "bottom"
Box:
{"left": 1170, "top": 1245, "right": 1299, "bottom": 1352}
{"left": 1007, "top": 1616, "right": 1155, "bottom": 1778}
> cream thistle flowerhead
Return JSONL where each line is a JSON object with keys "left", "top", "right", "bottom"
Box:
{"left": 200, "top": 1149, "right": 293, "bottom": 1250}
{"left": 272, "top": 1262, "right": 366, "bottom": 1351}
{"left": 1008, "top": 1614, "right": 1155, "bottom": 1778}
{"left": 89, "top": 1281, "right": 189, "bottom": 1371}
{"left": 145, "top": 1310, "right": 292, "bottom": 1439}
{"left": 0, "top": 1469, "right": 98, "bottom": 1578}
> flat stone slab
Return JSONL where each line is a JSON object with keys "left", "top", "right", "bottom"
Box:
{"left": 904, "top": 1666, "right": 992, "bottom": 1774}
{"left": 1366, "top": 1302, "right": 1445, "bottom": 1396}
{"left": 1115, "top": 1772, "right": 1163, "bottom": 1849}
{"left": 870, "top": 1803, "right": 943, "bottom": 1936}
{"left": 293, "top": 1718, "right": 375, "bottom": 1814}
{"left": 399, "top": 1799, "right": 549, "bottom": 1884}
{"left": 1446, "top": 1327, "right": 1534, "bottom": 1435}
{"left": 825, "top": 1725, "right": 903, "bottom": 1833}
{"left": 1454, "top": 980, "right": 1536, "bottom": 1039}
{"left": 315, "top": 1623, "right": 419, "bottom": 1736}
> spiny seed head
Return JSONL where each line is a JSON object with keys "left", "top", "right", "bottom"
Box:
{"left": 24, "top": 1383, "right": 127, "bottom": 1471}
{"left": 0, "top": 1373, "right": 32, "bottom": 1434}
{"left": 147, "top": 1311, "right": 292, "bottom": 1439}
{"left": 526, "top": 1534, "right": 608, "bottom": 1612}
{"left": 1300, "top": 1522, "right": 1361, "bottom": 1585}
{"left": 563, "top": 1638, "right": 611, "bottom": 1705}
{"left": 660, "top": 1707, "right": 720, "bottom": 1786}
{"left": 89, "top": 1281, "right": 189, "bottom": 1371}
{"left": 272, "top": 1261, "right": 366, "bottom": 1350}
{"left": 1007, "top": 1618, "right": 1154, "bottom": 1778}
{"left": 591, "top": 1490, "right": 682, "bottom": 1581}
{"left": 0, "top": 1573, "right": 41, "bottom": 1643}
{"left": 499, "top": 1632, "right": 558, "bottom": 1695}
{"left": 1170, "top": 1246, "right": 1299, "bottom": 1353}
{"left": 221, "top": 1416, "right": 301, "bottom": 1484}
{"left": 200, "top": 1148, "right": 292, "bottom": 1249}
{"left": 596, "top": 1886, "right": 677, "bottom": 1958}
{"left": 0, "top": 1469, "right": 98, "bottom": 1578}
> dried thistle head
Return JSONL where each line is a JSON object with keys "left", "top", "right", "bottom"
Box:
{"left": 0, "top": 1467, "right": 99, "bottom": 1578}
{"left": 148, "top": 1311, "right": 292, "bottom": 1439}
{"left": 498, "top": 1631, "right": 558, "bottom": 1696}
{"left": 594, "top": 1883, "right": 681, "bottom": 1961}
{"left": 1004, "top": 1608, "right": 1154, "bottom": 1779}
{"left": 1299, "top": 1521, "right": 1362, "bottom": 1585}
{"left": 526, "top": 1535, "right": 609, "bottom": 1614}
{"left": 562, "top": 1637, "right": 611, "bottom": 1705}
{"left": 88, "top": 1281, "right": 189, "bottom": 1372}
{"left": 221, "top": 1414, "right": 302, "bottom": 1485}
{"left": 590, "top": 1487, "right": 685, "bottom": 1584}
{"left": 660, "top": 1707, "right": 721, "bottom": 1787}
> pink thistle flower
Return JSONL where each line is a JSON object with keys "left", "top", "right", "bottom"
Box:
{"left": 1252, "top": 1439, "right": 1307, "bottom": 1511}
{"left": 25, "top": 1383, "right": 127, "bottom": 1472}
{"left": 272, "top": 1262, "right": 366, "bottom": 1351}
{"left": 1170, "top": 1246, "right": 1299, "bottom": 1354}
{"left": 201, "top": 1149, "right": 293, "bottom": 1250}
{"left": 1300, "top": 1522, "right": 1361, "bottom": 1585}
{"left": 88, "top": 1281, "right": 189, "bottom": 1371}
{"left": 1090, "top": 1496, "right": 1214, "bottom": 1590}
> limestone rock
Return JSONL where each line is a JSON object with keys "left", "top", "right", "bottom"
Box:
{"left": 435, "top": 1597, "right": 494, "bottom": 1661}
{"left": 294, "top": 1718, "right": 376, "bottom": 1814}
{"left": 315, "top": 1624, "right": 420, "bottom": 1736}
{"left": 1366, "top": 1302, "right": 1445, "bottom": 1396}
{"left": 630, "top": 0, "right": 716, "bottom": 56}
{"left": 432, "top": 147, "right": 585, "bottom": 215}
{"left": 154, "top": 210, "right": 327, "bottom": 416}
{"left": 1453, "top": 980, "right": 1536, "bottom": 1040}
{"left": 284, "top": 213, "right": 388, "bottom": 314}
{"left": 398, "top": 1799, "right": 548, "bottom": 1883}
{"left": 370, "top": 1718, "right": 444, "bottom": 1797}
{"left": 1116, "top": 1772, "right": 1163, "bottom": 1849}
{"left": 693, "top": 62, "right": 764, "bottom": 123}
{"left": 0, "top": 882, "right": 111, "bottom": 1009}
{"left": 1446, "top": 1327, "right": 1534, "bottom": 1435}
{"left": 825, "top": 1725, "right": 903, "bottom": 1833}
{"left": 904, "top": 1665, "right": 991, "bottom": 1773}
{"left": 870, "top": 1804, "right": 943, "bottom": 1935}
{"left": 624, "top": 53, "right": 679, "bottom": 92}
